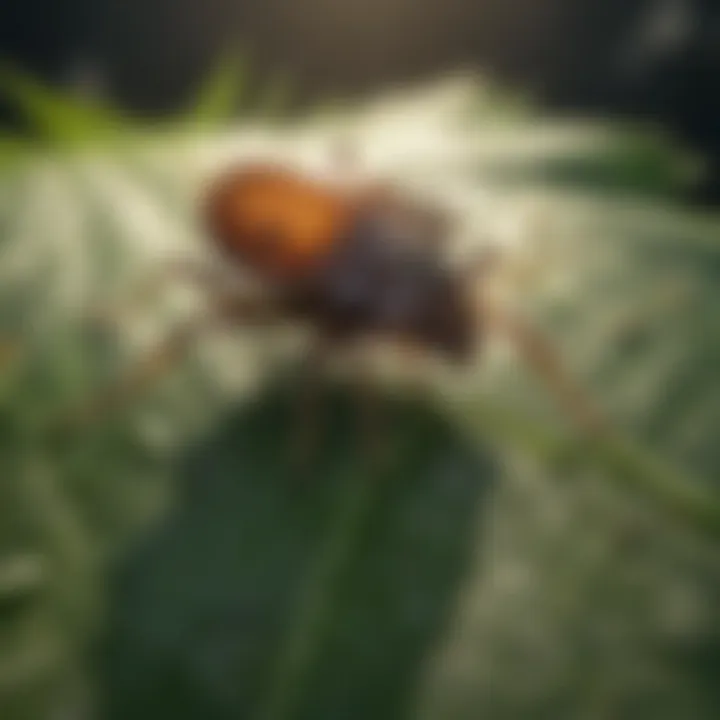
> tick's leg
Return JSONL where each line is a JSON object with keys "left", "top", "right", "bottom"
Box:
{"left": 482, "top": 299, "right": 607, "bottom": 435}
{"left": 57, "top": 322, "right": 199, "bottom": 432}
{"left": 463, "top": 244, "right": 504, "bottom": 291}
{"left": 55, "top": 290, "right": 276, "bottom": 434}
{"left": 346, "top": 339, "right": 393, "bottom": 473}
{"left": 87, "top": 258, "right": 238, "bottom": 330}
{"left": 356, "top": 372, "right": 389, "bottom": 471}
{"left": 287, "top": 336, "right": 333, "bottom": 475}
{"left": 354, "top": 340, "right": 427, "bottom": 470}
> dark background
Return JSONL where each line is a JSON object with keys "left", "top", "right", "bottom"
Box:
{"left": 0, "top": 1, "right": 716, "bottom": 104}
{"left": 0, "top": 0, "right": 718, "bottom": 186}
{"left": 0, "top": 0, "right": 718, "bottom": 171}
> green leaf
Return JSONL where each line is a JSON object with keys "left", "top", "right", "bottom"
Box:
{"left": 467, "top": 398, "right": 720, "bottom": 536}
{"left": 185, "top": 52, "right": 247, "bottom": 129}
{"left": 0, "top": 62, "right": 131, "bottom": 147}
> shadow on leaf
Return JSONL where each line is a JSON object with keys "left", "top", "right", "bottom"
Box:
{"left": 94, "top": 375, "right": 497, "bottom": 720}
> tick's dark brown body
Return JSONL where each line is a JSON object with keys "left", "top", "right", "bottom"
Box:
{"left": 204, "top": 163, "right": 476, "bottom": 360}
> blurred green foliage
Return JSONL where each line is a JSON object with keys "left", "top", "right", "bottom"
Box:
{"left": 184, "top": 52, "right": 249, "bottom": 130}
{"left": 0, "top": 53, "right": 295, "bottom": 167}
{"left": 0, "top": 61, "right": 128, "bottom": 147}
{"left": 0, "top": 68, "right": 718, "bottom": 720}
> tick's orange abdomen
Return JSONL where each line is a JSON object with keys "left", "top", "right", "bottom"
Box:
{"left": 204, "top": 164, "right": 357, "bottom": 281}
